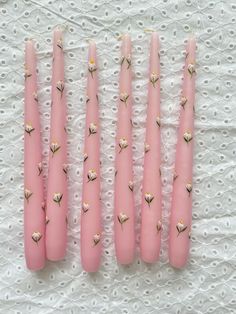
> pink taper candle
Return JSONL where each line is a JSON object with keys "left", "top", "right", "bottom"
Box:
{"left": 168, "top": 37, "right": 196, "bottom": 268}
{"left": 114, "top": 34, "right": 135, "bottom": 264}
{"left": 140, "top": 32, "right": 162, "bottom": 263}
{"left": 46, "top": 29, "right": 68, "bottom": 261}
{"left": 80, "top": 41, "right": 102, "bottom": 272}
{"left": 24, "top": 40, "right": 46, "bottom": 270}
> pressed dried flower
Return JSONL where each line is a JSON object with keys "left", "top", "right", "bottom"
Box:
{"left": 119, "top": 138, "right": 128, "bottom": 153}
{"left": 145, "top": 143, "right": 150, "bottom": 153}
{"left": 156, "top": 220, "right": 162, "bottom": 233}
{"left": 128, "top": 180, "right": 134, "bottom": 192}
{"left": 56, "top": 80, "right": 64, "bottom": 98}
{"left": 83, "top": 153, "right": 88, "bottom": 162}
{"left": 38, "top": 162, "right": 42, "bottom": 176}
{"left": 24, "top": 67, "right": 32, "bottom": 80}
{"left": 41, "top": 202, "right": 46, "bottom": 212}
{"left": 50, "top": 141, "right": 60, "bottom": 156}
{"left": 63, "top": 164, "right": 68, "bottom": 176}
{"left": 183, "top": 131, "right": 193, "bottom": 143}
{"left": 53, "top": 192, "right": 63, "bottom": 206}
{"left": 93, "top": 233, "right": 101, "bottom": 246}
{"left": 150, "top": 72, "right": 159, "bottom": 87}
{"left": 24, "top": 188, "right": 32, "bottom": 203}
{"left": 186, "top": 183, "right": 192, "bottom": 196}
{"left": 117, "top": 212, "right": 129, "bottom": 228}
{"left": 87, "top": 169, "right": 97, "bottom": 182}
{"left": 82, "top": 202, "right": 89, "bottom": 213}
{"left": 33, "top": 91, "right": 38, "bottom": 102}
{"left": 120, "top": 92, "right": 129, "bottom": 106}
{"left": 156, "top": 116, "right": 161, "bottom": 127}
{"left": 57, "top": 38, "right": 63, "bottom": 50}
{"left": 187, "top": 63, "right": 196, "bottom": 77}
{"left": 88, "top": 59, "right": 97, "bottom": 78}
{"left": 180, "top": 96, "right": 187, "bottom": 109}
{"left": 25, "top": 123, "right": 35, "bottom": 136}
{"left": 176, "top": 220, "right": 187, "bottom": 237}
{"left": 32, "top": 231, "right": 42, "bottom": 244}
{"left": 145, "top": 192, "right": 154, "bottom": 207}
{"left": 88, "top": 122, "right": 97, "bottom": 136}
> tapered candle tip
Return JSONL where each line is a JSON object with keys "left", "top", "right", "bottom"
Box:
{"left": 188, "top": 34, "right": 196, "bottom": 44}
{"left": 55, "top": 25, "right": 63, "bottom": 31}
{"left": 26, "top": 39, "right": 34, "bottom": 46}
{"left": 89, "top": 39, "right": 96, "bottom": 48}
{"left": 54, "top": 26, "right": 63, "bottom": 37}
{"left": 121, "top": 34, "right": 131, "bottom": 54}
{"left": 151, "top": 31, "right": 159, "bottom": 43}
{"left": 123, "top": 33, "right": 130, "bottom": 40}
{"left": 25, "top": 39, "right": 35, "bottom": 53}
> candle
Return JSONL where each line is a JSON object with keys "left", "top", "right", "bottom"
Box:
{"left": 168, "top": 36, "right": 196, "bottom": 268}
{"left": 114, "top": 34, "right": 135, "bottom": 264}
{"left": 46, "top": 29, "right": 68, "bottom": 261}
{"left": 24, "top": 40, "right": 46, "bottom": 270}
{"left": 140, "top": 32, "right": 162, "bottom": 263}
{"left": 80, "top": 41, "right": 102, "bottom": 272}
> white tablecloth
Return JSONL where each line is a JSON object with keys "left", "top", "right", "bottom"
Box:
{"left": 0, "top": 0, "right": 235, "bottom": 313}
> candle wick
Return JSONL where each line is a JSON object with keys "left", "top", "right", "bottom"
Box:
{"left": 144, "top": 29, "right": 155, "bottom": 33}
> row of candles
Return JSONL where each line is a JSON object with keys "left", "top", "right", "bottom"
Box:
{"left": 24, "top": 29, "right": 196, "bottom": 272}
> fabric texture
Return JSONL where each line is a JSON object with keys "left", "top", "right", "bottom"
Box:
{"left": 0, "top": 0, "right": 235, "bottom": 313}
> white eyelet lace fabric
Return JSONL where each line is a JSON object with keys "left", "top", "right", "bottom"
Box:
{"left": 0, "top": 0, "right": 236, "bottom": 313}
